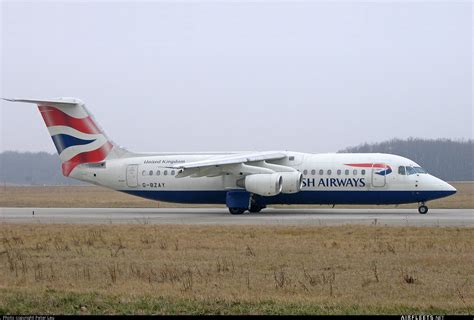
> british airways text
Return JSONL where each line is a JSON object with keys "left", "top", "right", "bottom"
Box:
{"left": 302, "top": 178, "right": 366, "bottom": 188}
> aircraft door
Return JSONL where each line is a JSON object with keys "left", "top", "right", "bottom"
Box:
{"left": 371, "top": 163, "right": 386, "bottom": 187}
{"left": 126, "top": 165, "right": 139, "bottom": 188}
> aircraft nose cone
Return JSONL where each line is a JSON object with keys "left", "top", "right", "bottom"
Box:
{"left": 444, "top": 181, "right": 457, "bottom": 195}
{"left": 425, "top": 175, "right": 457, "bottom": 198}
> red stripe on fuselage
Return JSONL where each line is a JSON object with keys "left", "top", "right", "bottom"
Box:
{"left": 38, "top": 105, "right": 101, "bottom": 134}
{"left": 61, "top": 141, "right": 113, "bottom": 176}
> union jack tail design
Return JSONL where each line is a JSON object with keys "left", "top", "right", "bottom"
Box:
{"left": 4, "top": 98, "right": 114, "bottom": 176}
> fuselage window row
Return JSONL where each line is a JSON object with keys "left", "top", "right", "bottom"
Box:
{"left": 303, "top": 169, "right": 363, "bottom": 176}
{"left": 142, "top": 169, "right": 177, "bottom": 177}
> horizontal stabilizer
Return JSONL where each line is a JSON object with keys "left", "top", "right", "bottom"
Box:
{"left": 3, "top": 98, "right": 81, "bottom": 107}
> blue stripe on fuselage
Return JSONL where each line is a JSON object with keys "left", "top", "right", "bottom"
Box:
{"left": 119, "top": 190, "right": 456, "bottom": 205}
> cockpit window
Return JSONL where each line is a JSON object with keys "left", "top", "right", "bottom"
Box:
{"left": 398, "top": 166, "right": 406, "bottom": 175}
{"left": 399, "top": 166, "right": 427, "bottom": 175}
{"left": 405, "top": 166, "right": 416, "bottom": 175}
{"left": 413, "top": 166, "right": 427, "bottom": 174}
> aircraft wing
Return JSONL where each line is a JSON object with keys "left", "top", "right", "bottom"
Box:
{"left": 170, "top": 151, "right": 293, "bottom": 178}
{"left": 174, "top": 151, "right": 287, "bottom": 169}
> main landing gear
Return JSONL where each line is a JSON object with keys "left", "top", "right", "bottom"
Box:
{"left": 249, "top": 204, "right": 264, "bottom": 213}
{"left": 228, "top": 204, "right": 266, "bottom": 215}
{"left": 226, "top": 191, "right": 266, "bottom": 215}
{"left": 229, "top": 208, "right": 246, "bottom": 215}
{"left": 418, "top": 202, "right": 428, "bottom": 214}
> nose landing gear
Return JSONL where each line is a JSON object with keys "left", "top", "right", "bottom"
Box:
{"left": 418, "top": 202, "right": 428, "bottom": 214}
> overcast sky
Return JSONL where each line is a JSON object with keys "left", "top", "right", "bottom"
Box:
{"left": 1, "top": 1, "right": 472, "bottom": 154}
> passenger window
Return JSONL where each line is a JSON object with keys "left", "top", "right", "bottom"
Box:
{"left": 337, "top": 169, "right": 341, "bottom": 175}
{"left": 361, "top": 169, "right": 366, "bottom": 175}
{"left": 289, "top": 156, "right": 295, "bottom": 161}
{"left": 311, "top": 169, "right": 316, "bottom": 175}
{"left": 398, "top": 166, "right": 406, "bottom": 175}
{"left": 149, "top": 170, "right": 153, "bottom": 176}
{"left": 164, "top": 170, "right": 168, "bottom": 176}
{"left": 353, "top": 169, "right": 357, "bottom": 175}
{"left": 327, "top": 170, "right": 332, "bottom": 175}
{"left": 171, "top": 170, "right": 176, "bottom": 176}
{"left": 303, "top": 169, "right": 308, "bottom": 175}
{"left": 157, "top": 170, "right": 161, "bottom": 176}
{"left": 319, "top": 169, "right": 324, "bottom": 175}
{"left": 345, "top": 169, "right": 349, "bottom": 175}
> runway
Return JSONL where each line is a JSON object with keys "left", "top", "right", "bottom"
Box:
{"left": 0, "top": 207, "right": 473, "bottom": 226}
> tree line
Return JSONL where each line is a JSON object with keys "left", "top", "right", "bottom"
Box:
{"left": 0, "top": 151, "right": 83, "bottom": 185}
{"left": 339, "top": 138, "right": 473, "bottom": 181}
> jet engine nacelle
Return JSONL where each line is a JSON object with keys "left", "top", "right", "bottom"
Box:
{"left": 244, "top": 173, "right": 283, "bottom": 196}
{"left": 280, "top": 171, "right": 303, "bottom": 194}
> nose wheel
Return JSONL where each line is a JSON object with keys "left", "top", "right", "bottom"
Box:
{"left": 418, "top": 203, "right": 428, "bottom": 214}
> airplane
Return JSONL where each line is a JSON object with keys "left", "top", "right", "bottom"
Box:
{"left": 3, "top": 97, "right": 457, "bottom": 215}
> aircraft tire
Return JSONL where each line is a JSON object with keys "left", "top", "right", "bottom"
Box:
{"left": 229, "top": 208, "right": 246, "bottom": 215}
{"left": 249, "top": 205, "right": 263, "bottom": 213}
{"left": 418, "top": 205, "right": 428, "bottom": 214}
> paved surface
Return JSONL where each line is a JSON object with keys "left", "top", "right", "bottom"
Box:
{"left": 0, "top": 207, "right": 473, "bottom": 226}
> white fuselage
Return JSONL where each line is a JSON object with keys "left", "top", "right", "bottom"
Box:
{"left": 70, "top": 151, "right": 456, "bottom": 206}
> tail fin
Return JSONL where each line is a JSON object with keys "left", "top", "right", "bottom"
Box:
{"left": 3, "top": 98, "right": 114, "bottom": 176}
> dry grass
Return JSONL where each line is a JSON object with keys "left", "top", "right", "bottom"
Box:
{"left": 0, "top": 185, "right": 223, "bottom": 208}
{"left": 0, "top": 185, "right": 161, "bottom": 208}
{"left": 0, "top": 182, "right": 472, "bottom": 208}
{"left": 0, "top": 224, "right": 473, "bottom": 314}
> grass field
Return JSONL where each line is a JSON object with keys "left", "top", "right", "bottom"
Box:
{"left": 0, "top": 182, "right": 472, "bottom": 208}
{"left": 1, "top": 183, "right": 472, "bottom": 314}
{"left": 0, "top": 224, "right": 473, "bottom": 314}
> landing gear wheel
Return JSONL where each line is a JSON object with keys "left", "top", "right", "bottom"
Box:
{"left": 249, "top": 205, "right": 263, "bottom": 213}
{"left": 229, "top": 208, "right": 246, "bottom": 215}
{"left": 418, "top": 205, "right": 428, "bottom": 214}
